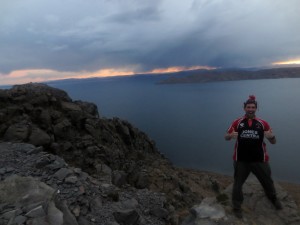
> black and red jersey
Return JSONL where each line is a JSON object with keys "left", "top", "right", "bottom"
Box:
{"left": 227, "top": 116, "right": 271, "bottom": 162}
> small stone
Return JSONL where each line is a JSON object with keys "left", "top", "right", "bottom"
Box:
{"left": 14, "top": 215, "right": 27, "bottom": 224}
{"left": 28, "top": 146, "right": 43, "bottom": 155}
{"left": 6, "top": 167, "right": 14, "bottom": 173}
{"left": 0, "top": 168, "right": 6, "bottom": 175}
{"left": 121, "top": 198, "right": 139, "bottom": 209}
{"left": 73, "top": 168, "right": 82, "bottom": 174}
{"left": 25, "top": 205, "right": 46, "bottom": 218}
{"left": 72, "top": 206, "right": 80, "bottom": 217}
{"left": 54, "top": 168, "right": 72, "bottom": 180}
{"left": 113, "top": 209, "right": 140, "bottom": 225}
{"left": 150, "top": 207, "right": 169, "bottom": 219}
{"left": 65, "top": 176, "right": 78, "bottom": 184}
{"left": 78, "top": 186, "right": 85, "bottom": 194}
{"left": 89, "top": 197, "right": 102, "bottom": 212}
{"left": 2, "top": 210, "right": 18, "bottom": 220}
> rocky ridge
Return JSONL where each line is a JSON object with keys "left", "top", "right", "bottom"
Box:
{"left": 0, "top": 142, "right": 167, "bottom": 225}
{"left": 0, "top": 83, "right": 206, "bottom": 224}
{"left": 0, "top": 83, "right": 300, "bottom": 225}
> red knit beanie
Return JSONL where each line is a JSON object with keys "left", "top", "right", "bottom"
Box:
{"left": 244, "top": 95, "right": 257, "bottom": 107}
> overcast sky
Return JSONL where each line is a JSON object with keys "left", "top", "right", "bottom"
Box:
{"left": 1, "top": 0, "right": 300, "bottom": 85}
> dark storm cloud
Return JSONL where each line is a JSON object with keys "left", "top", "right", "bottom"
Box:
{"left": 1, "top": 0, "right": 300, "bottom": 78}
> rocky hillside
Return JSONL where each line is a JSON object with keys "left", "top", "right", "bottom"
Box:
{"left": 0, "top": 83, "right": 300, "bottom": 225}
{"left": 0, "top": 83, "right": 204, "bottom": 223}
{"left": 0, "top": 83, "right": 160, "bottom": 176}
{"left": 0, "top": 142, "right": 169, "bottom": 225}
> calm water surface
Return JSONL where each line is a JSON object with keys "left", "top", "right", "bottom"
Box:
{"left": 51, "top": 77, "right": 300, "bottom": 183}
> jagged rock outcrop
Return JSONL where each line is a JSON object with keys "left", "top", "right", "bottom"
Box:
{"left": 0, "top": 175, "right": 78, "bottom": 225}
{"left": 0, "top": 83, "right": 164, "bottom": 185}
{"left": 0, "top": 83, "right": 201, "bottom": 222}
{"left": 0, "top": 142, "right": 167, "bottom": 225}
{"left": 0, "top": 83, "right": 159, "bottom": 172}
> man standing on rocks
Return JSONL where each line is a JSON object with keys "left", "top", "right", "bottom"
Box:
{"left": 225, "top": 95, "right": 282, "bottom": 218}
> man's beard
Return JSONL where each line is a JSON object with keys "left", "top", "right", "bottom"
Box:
{"left": 246, "top": 111, "right": 255, "bottom": 118}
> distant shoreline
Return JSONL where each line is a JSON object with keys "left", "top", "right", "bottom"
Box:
{"left": 159, "top": 67, "right": 300, "bottom": 84}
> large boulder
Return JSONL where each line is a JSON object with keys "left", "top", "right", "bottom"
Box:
{"left": 3, "top": 121, "right": 30, "bottom": 142}
{"left": 0, "top": 175, "right": 78, "bottom": 225}
{"left": 29, "top": 127, "right": 51, "bottom": 146}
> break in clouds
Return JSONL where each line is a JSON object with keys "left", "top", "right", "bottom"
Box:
{"left": 1, "top": 0, "right": 300, "bottom": 77}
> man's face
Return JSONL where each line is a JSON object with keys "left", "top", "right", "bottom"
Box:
{"left": 244, "top": 103, "right": 257, "bottom": 118}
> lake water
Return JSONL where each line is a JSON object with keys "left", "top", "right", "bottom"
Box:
{"left": 50, "top": 76, "right": 300, "bottom": 183}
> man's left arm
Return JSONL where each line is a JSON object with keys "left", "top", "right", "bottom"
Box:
{"left": 262, "top": 120, "right": 276, "bottom": 144}
{"left": 265, "top": 129, "right": 276, "bottom": 144}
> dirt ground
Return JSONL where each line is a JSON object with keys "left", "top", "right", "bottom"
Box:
{"left": 175, "top": 167, "right": 300, "bottom": 214}
{"left": 279, "top": 181, "right": 300, "bottom": 211}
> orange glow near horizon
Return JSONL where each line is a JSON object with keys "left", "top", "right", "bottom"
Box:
{"left": 146, "top": 65, "right": 216, "bottom": 74}
{"left": 82, "top": 69, "right": 135, "bottom": 78}
{"left": 0, "top": 68, "right": 135, "bottom": 85}
{"left": 272, "top": 59, "right": 300, "bottom": 65}
{"left": 0, "top": 65, "right": 215, "bottom": 86}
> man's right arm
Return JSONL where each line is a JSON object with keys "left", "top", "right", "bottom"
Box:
{"left": 225, "top": 121, "right": 238, "bottom": 141}
{"left": 224, "top": 131, "right": 238, "bottom": 140}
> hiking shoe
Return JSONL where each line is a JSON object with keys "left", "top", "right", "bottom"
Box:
{"left": 272, "top": 199, "right": 283, "bottom": 210}
{"left": 233, "top": 208, "right": 243, "bottom": 219}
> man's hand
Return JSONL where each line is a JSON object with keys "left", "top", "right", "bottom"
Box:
{"left": 265, "top": 129, "right": 276, "bottom": 144}
{"left": 264, "top": 129, "right": 274, "bottom": 139}
{"left": 225, "top": 131, "right": 238, "bottom": 140}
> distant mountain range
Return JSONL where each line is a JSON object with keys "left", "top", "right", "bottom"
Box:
{"left": 158, "top": 67, "right": 300, "bottom": 84}
{"left": 3, "top": 67, "right": 300, "bottom": 89}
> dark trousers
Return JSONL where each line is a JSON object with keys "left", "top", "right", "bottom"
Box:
{"left": 232, "top": 161, "right": 277, "bottom": 209}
